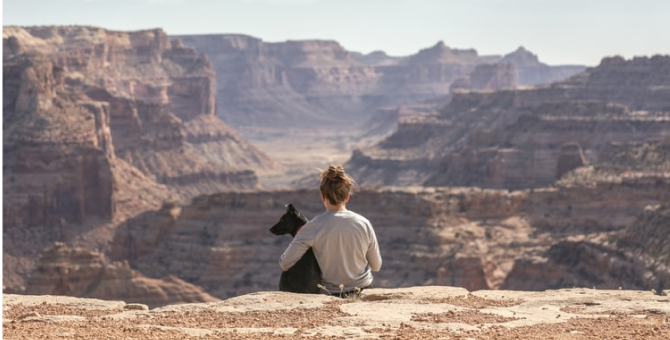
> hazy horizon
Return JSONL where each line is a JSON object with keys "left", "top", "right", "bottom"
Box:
{"left": 3, "top": 0, "right": 670, "bottom": 66}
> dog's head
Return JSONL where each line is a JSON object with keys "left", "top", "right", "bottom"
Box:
{"left": 269, "top": 204, "right": 309, "bottom": 237}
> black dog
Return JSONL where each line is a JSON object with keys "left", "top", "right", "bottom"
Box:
{"left": 269, "top": 204, "right": 322, "bottom": 294}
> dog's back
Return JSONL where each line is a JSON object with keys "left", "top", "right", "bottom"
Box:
{"left": 270, "top": 204, "right": 322, "bottom": 294}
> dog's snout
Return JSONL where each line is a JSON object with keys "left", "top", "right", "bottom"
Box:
{"left": 269, "top": 224, "right": 283, "bottom": 235}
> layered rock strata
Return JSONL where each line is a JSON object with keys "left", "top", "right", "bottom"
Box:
{"left": 4, "top": 26, "right": 269, "bottom": 197}
{"left": 349, "top": 56, "right": 670, "bottom": 189}
{"left": 3, "top": 25, "right": 271, "bottom": 291}
{"left": 173, "top": 36, "right": 584, "bottom": 130}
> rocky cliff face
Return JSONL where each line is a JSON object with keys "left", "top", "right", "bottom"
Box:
{"left": 349, "top": 56, "right": 670, "bottom": 189}
{"left": 3, "top": 26, "right": 271, "bottom": 291}
{"left": 4, "top": 26, "right": 270, "bottom": 193}
{"left": 173, "top": 36, "right": 584, "bottom": 130}
{"left": 106, "top": 176, "right": 670, "bottom": 299}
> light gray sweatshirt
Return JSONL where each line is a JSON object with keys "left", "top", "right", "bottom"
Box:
{"left": 279, "top": 210, "right": 382, "bottom": 292}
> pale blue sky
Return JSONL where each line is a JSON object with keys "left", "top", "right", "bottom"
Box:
{"left": 3, "top": 0, "right": 669, "bottom": 66}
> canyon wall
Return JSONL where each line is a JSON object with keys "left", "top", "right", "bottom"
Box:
{"left": 2, "top": 26, "right": 272, "bottom": 291}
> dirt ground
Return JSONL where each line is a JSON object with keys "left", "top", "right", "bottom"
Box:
{"left": 4, "top": 286, "right": 670, "bottom": 339}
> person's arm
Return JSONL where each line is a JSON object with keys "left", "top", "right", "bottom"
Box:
{"left": 366, "top": 225, "right": 382, "bottom": 272}
{"left": 279, "top": 228, "right": 314, "bottom": 271}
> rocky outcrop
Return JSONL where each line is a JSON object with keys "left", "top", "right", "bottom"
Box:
{"left": 3, "top": 60, "right": 115, "bottom": 225}
{"left": 4, "top": 26, "right": 269, "bottom": 195}
{"left": 23, "top": 243, "right": 219, "bottom": 308}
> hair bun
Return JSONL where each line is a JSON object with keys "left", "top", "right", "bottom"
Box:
{"left": 326, "top": 165, "right": 345, "bottom": 181}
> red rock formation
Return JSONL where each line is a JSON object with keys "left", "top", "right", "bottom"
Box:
{"left": 3, "top": 53, "right": 115, "bottom": 227}
{"left": 2, "top": 26, "right": 271, "bottom": 292}
{"left": 4, "top": 26, "right": 270, "bottom": 195}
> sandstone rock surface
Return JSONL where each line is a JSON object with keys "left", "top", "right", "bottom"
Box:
{"left": 4, "top": 287, "right": 670, "bottom": 339}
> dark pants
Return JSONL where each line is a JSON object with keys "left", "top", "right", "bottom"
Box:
{"left": 330, "top": 284, "right": 373, "bottom": 298}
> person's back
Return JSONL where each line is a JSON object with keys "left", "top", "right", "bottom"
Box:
{"left": 279, "top": 165, "right": 382, "bottom": 294}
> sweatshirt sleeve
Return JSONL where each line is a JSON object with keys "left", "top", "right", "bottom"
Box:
{"left": 279, "top": 226, "right": 314, "bottom": 271}
{"left": 366, "top": 224, "right": 382, "bottom": 272}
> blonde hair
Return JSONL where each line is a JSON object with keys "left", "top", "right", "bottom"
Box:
{"left": 319, "top": 165, "right": 356, "bottom": 205}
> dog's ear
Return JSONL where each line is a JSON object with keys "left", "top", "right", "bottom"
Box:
{"left": 286, "top": 204, "right": 295, "bottom": 212}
